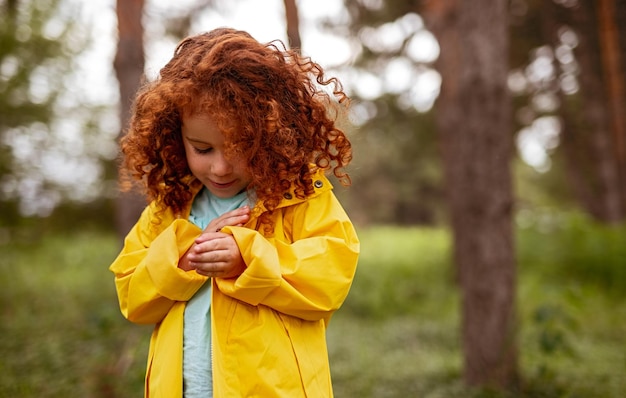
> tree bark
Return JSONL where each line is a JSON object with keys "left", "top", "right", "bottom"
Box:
{"left": 114, "top": 0, "right": 146, "bottom": 240}
{"left": 540, "top": 0, "right": 598, "bottom": 217}
{"left": 4, "top": 0, "right": 17, "bottom": 18}
{"left": 423, "top": 0, "right": 518, "bottom": 389}
{"left": 283, "top": 0, "right": 302, "bottom": 51}
{"left": 597, "top": 0, "right": 626, "bottom": 218}
{"left": 565, "top": 0, "right": 624, "bottom": 223}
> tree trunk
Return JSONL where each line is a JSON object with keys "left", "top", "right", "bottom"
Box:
{"left": 423, "top": 0, "right": 518, "bottom": 389}
{"left": 283, "top": 0, "right": 301, "bottom": 51}
{"left": 540, "top": 0, "right": 599, "bottom": 217}
{"left": 597, "top": 0, "right": 626, "bottom": 218}
{"left": 114, "top": 0, "right": 146, "bottom": 240}
{"left": 562, "top": 0, "right": 625, "bottom": 223}
{"left": 4, "top": 0, "right": 17, "bottom": 18}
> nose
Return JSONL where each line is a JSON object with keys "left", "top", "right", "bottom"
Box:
{"left": 212, "top": 152, "right": 233, "bottom": 176}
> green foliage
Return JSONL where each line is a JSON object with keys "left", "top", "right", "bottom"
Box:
{"left": 324, "top": 1, "right": 445, "bottom": 225}
{"left": 531, "top": 304, "right": 577, "bottom": 357}
{"left": 342, "top": 226, "right": 454, "bottom": 318}
{"left": 341, "top": 105, "right": 443, "bottom": 225}
{"left": 1, "top": 216, "right": 624, "bottom": 397}
{"left": 0, "top": 0, "right": 112, "bottom": 224}
{"left": 0, "top": 0, "right": 80, "bottom": 131}
{"left": 334, "top": 217, "right": 625, "bottom": 397}
{"left": 0, "top": 231, "right": 149, "bottom": 397}
{"left": 2, "top": 1, "right": 56, "bottom": 127}
{"left": 517, "top": 210, "right": 626, "bottom": 296}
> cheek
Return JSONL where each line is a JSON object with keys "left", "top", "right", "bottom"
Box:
{"left": 182, "top": 145, "right": 193, "bottom": 165}
{"left": 185, "top": 152, "right": 204, "bottom": 174}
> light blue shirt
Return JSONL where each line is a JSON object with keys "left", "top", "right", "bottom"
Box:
{"left": 183, "top": 187, "right": 249, "bottom": 398}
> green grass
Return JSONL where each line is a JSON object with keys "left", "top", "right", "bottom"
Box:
{"left": 330, "top": 218, "right": 626, "bottom": 397}
{"left": 0, "top": 230, "right": 150, "bottom": 397}
{"left": 0, "top": 215, "right": 624, "bottom": 397}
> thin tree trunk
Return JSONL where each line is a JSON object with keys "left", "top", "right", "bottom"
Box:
{"left": 114, "top": 0, "right": 146, "bottom": 240}
{"left": 283, "top": 0, "right": 301, "bottom": 51}
{"left": 423, "top": 0, "right": 518, "bottom": 389}
{"left": 540, "top": 0, "right": 598, "bottom": 216}
{"left": 421, "top": 1, "right": 462, "bottom": 282}
{"left": 568, "top": 0, "right": 624, "bottom": 223}
{"left": 597, "top": 0, "right": 626, "bottom": 218}
{"left": 5, "top": 0, "right": 17, "bottom": 18}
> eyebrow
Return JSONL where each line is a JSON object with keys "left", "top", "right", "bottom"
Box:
{"left": 185, "top": 137, "right": 211, "bottom": 145}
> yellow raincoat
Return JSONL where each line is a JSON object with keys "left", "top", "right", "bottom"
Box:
{"left": 109, "top": 170, "right": 359, "bottom": 397}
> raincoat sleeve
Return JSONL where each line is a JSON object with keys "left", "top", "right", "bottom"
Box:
{"left": 109, "top": 203, "right": 208, "bottom": 325}
{"left": 218, "top": 190, "right": 359, "bottom": 322}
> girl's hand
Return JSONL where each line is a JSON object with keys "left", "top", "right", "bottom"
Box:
{"left": 186, "top": 233, "right": 246, "bottom": 278}
{"left": 204, "top": 205, "right": 250, "bottom": 233}
{"left": 178, "top": 206, "right": 250, "bottom": 273}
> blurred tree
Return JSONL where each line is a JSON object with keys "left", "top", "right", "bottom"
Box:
{"left": 332, "top": 0, "right": 444, "bottom": 225}
{"left": 595, "top": 0, "right": 626, "bottom": 219}
{"left": 510, "top": 0, "right": 626, "bottom": 224}
{"left": 335, "top": 0, "right": 518, "bottom": 387}
{"left": 422, "top": 0, "right": 518, "bottom": 389}
{"left": 506, "top": 0, "right": 582, "bottom": 213}
{"left": 0, "top": 0, "right": 57, "bottom": 130}
{"left": 323, "top": 0, "right": 626, "bottom": 389}
{"left": 0, "top": 0, "right": 99, "bottom": 225}
{"left": 336, "top": 0, "right": 626, "bottom": 226}
{"left": 564, "top": 0, "right": 625, "bottom": 223}
{"left": 283, "top": 0, "right": 301, "bottom": 51}
{"left": 113, "top": 0, "right": 146, "bottom": 239}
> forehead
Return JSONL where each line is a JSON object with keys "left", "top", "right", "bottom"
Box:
{"left": 182, "top": 113, "right": 216, "bottom": 127}
{"left": 182, "top": 105, "right": 240, "bottom": 127}
{"left": 181, "top": 114, "right": 222, "bottom": 139}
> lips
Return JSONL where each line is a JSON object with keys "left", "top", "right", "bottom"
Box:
{"left": 210, "top": 180, "right": 236, "bottom": 189}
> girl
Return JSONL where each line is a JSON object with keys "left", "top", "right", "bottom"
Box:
{"left": 109, "top": 28, "right": 359, "bottom": 398}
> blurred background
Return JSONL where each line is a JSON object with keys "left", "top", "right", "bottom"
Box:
{"left": 1, "top": 0, "right": 625, "bottom": 397}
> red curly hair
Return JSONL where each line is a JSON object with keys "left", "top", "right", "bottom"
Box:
{"left": 120, "top": 28, "right": 352, "bottom": 225}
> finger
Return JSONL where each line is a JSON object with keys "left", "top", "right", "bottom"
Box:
{"left": 195, "top": 236, "right": 230, "bottom": 251}
{"left": 195, "top": 231, "right": 226, "bottom": 244}
{"left": 195, "top": 267, "right": 223, "bottom": 277}
{"left": 212, "top": 215, "right": 250, "bottom": 232}
{"left": 190, "top": 244, "right": 230, "bottom": 263}
{"left": 216, "top": 207, "right": 249, "bottom": 224}
{"left": 203, "top": 208, "right": 250, "bottom": 233}
{"left": 193, "top": 260, "right": 229, "bottom": 276}
{"left": 225, "top": 205, "right": 249, "bottom": 216}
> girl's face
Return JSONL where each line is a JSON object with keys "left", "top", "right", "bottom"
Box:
{"left": 181, "top": 114, "right": 251, "bottom": 199}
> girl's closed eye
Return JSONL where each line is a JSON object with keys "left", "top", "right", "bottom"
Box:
{"left": 193, "top": 146, "right": 213, "bottom": 154}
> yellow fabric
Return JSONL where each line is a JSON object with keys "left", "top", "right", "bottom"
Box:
{"left": 109, "top": 170, "right": 360, "bottom": 397}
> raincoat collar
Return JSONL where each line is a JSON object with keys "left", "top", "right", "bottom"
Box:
{"left": 183, "top": 166, "right": 333, "bottom": 220}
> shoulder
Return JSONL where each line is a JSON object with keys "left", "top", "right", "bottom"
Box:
{"left": 249, "top": 167, "right": 334, "bottom": 218}
{"left": 281, "top": 168, "right": 333, "bottom": 205}
{"left": 136, "top": 198, "right": 194, "bottom": 236}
